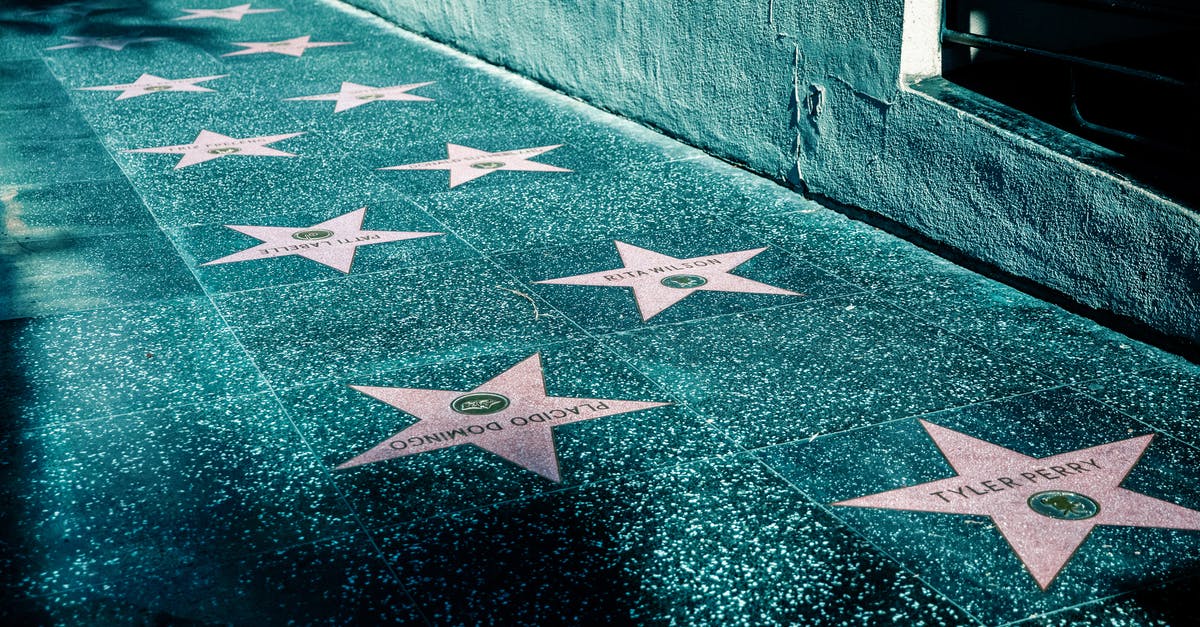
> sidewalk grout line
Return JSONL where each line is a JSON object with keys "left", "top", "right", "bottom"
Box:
{"left": 4, "top": 1, "right": 1196, "bottom": 623}
{"left": 37, "top": 43, "right": 436, "bottom": 623}
{"left": 749, "top": 456, "right": 990, "bottom": 626}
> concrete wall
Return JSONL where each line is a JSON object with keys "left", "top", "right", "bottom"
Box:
{"left": 337, "top": 0, "right": 1200, "bottom": 346}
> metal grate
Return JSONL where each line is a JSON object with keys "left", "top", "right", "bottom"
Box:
{"left": 941, "top": 0, "right": 1198, "bottom": 199}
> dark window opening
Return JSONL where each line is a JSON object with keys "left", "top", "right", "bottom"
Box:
{"left": 942, "top": 0, "right": 1199, "bottom": 205}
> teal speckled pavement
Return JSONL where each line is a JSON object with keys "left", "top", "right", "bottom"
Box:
{"left": 2, "top": 1, "right": 1198, "bottom": 625}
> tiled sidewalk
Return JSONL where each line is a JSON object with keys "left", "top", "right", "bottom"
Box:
{"left": 2, "top": 1, "right": 1199, "bottom": 625}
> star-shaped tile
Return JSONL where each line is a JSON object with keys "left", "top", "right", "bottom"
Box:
{"left": 222, "top": 35, "right": 349, "bottom": 58}
{"left": 123, "top": 129, "right": 302, "bottom": 169}
{"left": 173, "top": 3, "right": 282, "bottom": 21}
{"left": 835, "top": 420, "right": 1200, "bottom": 589}
{"left": 46, "top": 35, "right": 166, "bottom": 51}
{"left": 285, "top": 81, "right": 434, "bottom": 113}
{"left": 339, "top": 353, "right": 669, "bottom": 481}
{"left": 76, "top": 73, "right": 228, "bottom": 100}
{"left": 380, "top": 143, "right": 570, "bottom": 188}
{"left": 202, "top": 207, "right": 442, "bottom": 273}
{"left": 535, "top": 241, "right": 801, "bottom": 321}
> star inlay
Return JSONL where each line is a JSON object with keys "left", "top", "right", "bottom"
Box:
{"left": 222, "top": 35, "right": 349, "bottom": 58}
{"left": 202, "top": 207, "right": 442, "bottom": 273}
{"left": 835, "top": 420, "right": 1200, "bottom": 589}
{"left": 173, "top": 3, "right": 282, "bottom": 21}
{"left": 76, "top": 73, "right": 228, "bottom": 100}
{"left": 123, "top": 129, "right": 303, "bottom": 169}
{"left": 339, "top": 353, "right": 669, "bottom": 482}
{"left": 46, "top": 35, "right": 166, "bottom": 51}
{"left": 380, "top": 143, "right": 570, "bottom": 188}
{"left": 285, "top": 81, "right": 434, "bottom": 112}
{"left": 536, "top": 241, "right": 800, "bottom": 320}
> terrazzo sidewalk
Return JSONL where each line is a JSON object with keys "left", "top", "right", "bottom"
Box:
{"left": 2, "top": 1, "right": 1199, "bottom": 625}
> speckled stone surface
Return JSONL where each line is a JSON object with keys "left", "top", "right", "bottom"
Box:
{"left": 0, "top": 229, "right": 202, "bottom": 320}
{"left": 0, "top": 298, "right": 267, "bottom": 428}
{"left": 0, "top": 139, "right": 123, "bottom": 185}
{"left": 4, "top": 533, "right": 423, "bottom": 625}
{"left": 378, "top": 455, "right": 974, "bottom": 626}
{"left": 0, "top": 60, "right": 71, "bottom": 110}
{"left": 0, "top": 106, "right": 93, "bottom": 141}
{"left": 1011, "top": 577, "right": 1198, "bottom": 626}
{"left": 0, "top": 0, "right": 1195, "bottom": 624}
{"left": 94, "top": 97, "right": 418, "bottom": 227}
{"left": 758, "top": 388, "right": 1200, "bottom": 624}
{"left": 169, "top": 199, "right": 477, "bottom": 293}
{"left": 496, "top": 215, "right": 855, "bottom": 333}
{"left": 45, "top": 47, "right": 232, "bottom": 106}
{"left": 0, "top": 393, "right": 357, "bottom": 596}
{"left": 0, "top": 178, "right": 157, "bottom": 238}
{"left": 1075, "top": 362, "right": 1200, "bottom": 449}
{"left": 605, "top": 296, "right": 1055, "bottom": 448}
{"left": 137, "top": 150, "right": 414, "bottom": 228}
{"left": 883, "top": 266, "right": 1181, "bottom": 384}
{"left": 281, "top": 341, "right": 733, "bottom": 527}
{"left": 213, "top": 257, "right": 586, "bottom": 387}
{"left": 735, "top": 206, "right": 975, "bottom": 292}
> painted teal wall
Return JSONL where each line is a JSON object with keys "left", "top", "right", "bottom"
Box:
{"left": 337, "top": 0, "right": 1199, "bottom": 346}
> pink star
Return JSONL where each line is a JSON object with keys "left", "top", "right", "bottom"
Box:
{"left": 835, "top": 421, "right": 1200, "bottom": 589}
{"left": 380, "top": 143, "right": 570, "bottom": 188}
{"left": 46, "top": 35, "right": 166, "bottom": 51}
{"left": 202, "top": 207, "right": 442, "bottom": 273}
{"left": 222, "top": 35, "right": 349, "bottom": 58}
{"left": 285, "top": 81, "right": 434, "bottom": 113}
{"left": 173, "top": 3, "right": 282, "bottom": 21}
{"left": 76, "top": 73, "right": 228, "bottom": 100}
{"left": 535, "top": 241, "right": 801, "bottom": 320}
{"left": 122, "top": 129, "right": 303, "bottom": 169}
{"left": 339, "top": 353, "right": 669, "bottom": 482}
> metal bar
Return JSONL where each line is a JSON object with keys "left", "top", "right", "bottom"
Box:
{"left": 1067, "top": 69, "right": 1186, "bottom": 153}
{"left": 942, "top": 29, "right": 1189, "bottom": 87}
